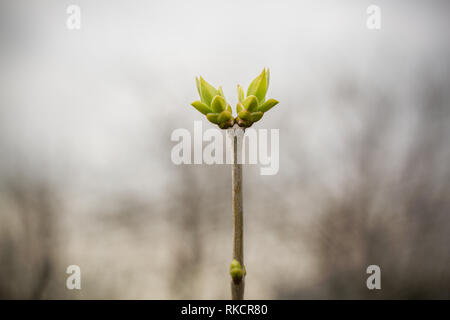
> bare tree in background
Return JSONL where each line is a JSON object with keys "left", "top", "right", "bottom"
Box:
{"left": 0, "top": 178, "right": 63, "bottom": 299}
{"left": 276, "top": 76, "right": 450, "bottom": 299}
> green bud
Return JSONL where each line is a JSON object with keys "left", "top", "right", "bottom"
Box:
{"left": 191, "top": 100, "right": 211, "bottom": 115}
{"left": 251, "top": 111, "right": 263, "bottom": 122}
{"left": 211, "top": 95, "right": 226, "bottom": 113}
{"left": 237, "top": 84, "right": 245, "bottom": 103}
{"left": 236, "top": 102, "right": 244, "bottom": 114}
{"left": 219, "top": 120, "right": 234, "bottom": 129}
{"left": 218, "top": 110, "right": 234, "bottom": 129}
{"left": 206, "top": 113, "right": 219, "bottom": 124}
{"left": 247, "top": 68, "right": 269, "bottom": 104}
{"left": 229, "top": 259, "right": 245, "bottom": 282}
{"left": 236, "top": 110, "right": 253, "bottom": 127}
{"left": 198, "top": 76, "right": 218, "bottom": 106}
{"left": 192, "top": 71, "right": 278, "bottom": 129}
{"left": 243, "top": 95, "right": 259, "bottom": 112}
{"left": 218, "top": 110, "right": 233, "bottom": 124}
{"left": 238, "top": 110, "right": 251, "bottom": 122}
{"left": 230, "top": 259, "right": 241, "bottom": 271}
{"left": 258, "top": 98, "right": 279, "bottom": 113}
{"left": 236, "top": 118, "right": 251, "bottom": 127}
{"left": 230, "top": 267, "right": 243, "bottom": 282}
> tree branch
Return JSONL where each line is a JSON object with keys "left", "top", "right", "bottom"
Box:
{"left": 228, "top": 126, "right": 245, "bottom": 300}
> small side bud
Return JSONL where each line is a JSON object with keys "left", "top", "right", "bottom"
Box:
{"left": 230, "top": 259, "right": 241, "bottom": 271}
{"left": 229, "top": 259, "right": 244, "bottom": 283}
{"left": 230, "top": 268, "right": 243, "bottom": 283}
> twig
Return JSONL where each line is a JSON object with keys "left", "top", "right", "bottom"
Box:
{"left": 228, "top": 126, "right": 245, "bottom": 300}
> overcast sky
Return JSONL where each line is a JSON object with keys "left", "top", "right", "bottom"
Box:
{"left": 1, "top": 0, "right": 449, "bottom": 200}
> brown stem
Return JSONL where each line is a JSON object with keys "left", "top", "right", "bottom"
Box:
{"left": 230, "top": 129, "right": 244, "bottom": 300}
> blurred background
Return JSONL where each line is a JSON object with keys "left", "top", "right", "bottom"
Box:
{"left": 1, "top": 0, "right": 450, "bottom": 299}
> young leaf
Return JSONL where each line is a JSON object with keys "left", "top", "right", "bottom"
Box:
{"left": 250, "top": 111, "right": 263, "bottom": 122}
{"left": 206, "top": 113, "right": 219, "bottom": 124}
{"left": 247, "top": 69, "right": 268, "bottom": 103}
{"left": 236, "top": 102, "right": 244, "bottom": 113}
{"left": 218, "top": 110, "right": 233, "bottom": 124}
{"left": 211, "top": 95, "right": 226, "bottom": 113}
{"left": 227, "top": 104, "right": 232, "bottom": 113}
{"left": 258, "top": 98, "right": 279, "bottom": 112}
{"left": 238, "top": 110, "right": 252, "bottom": 122}
{"left": 237, "top": 84, "right": 245, "bottom": 103}
{"left": 191, "top": 100, "right": 211, "bottom": 115}
{"left": 218, "top": 86, "right": 225, "bottom": 97}
{"left": 243, "top": 95, "right": 258, "bottom": 112}
{"left": 195, "top": 77, "right": 202, "bottom": 102}
{"left": 199, "top": 77, "right": 218, "bottom": 106}
{"left": 254, "top": 68, "right": 268, "bottom": 103}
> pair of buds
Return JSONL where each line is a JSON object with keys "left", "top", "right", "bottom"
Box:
{"left": 190, "top": 69, "right": 279, "bottom": 129}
